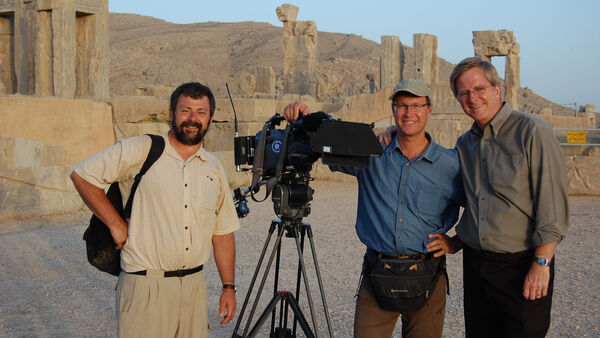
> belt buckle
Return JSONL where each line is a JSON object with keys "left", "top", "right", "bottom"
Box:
{"left": 176, "top": 269, "right": 185, "bottom": 277}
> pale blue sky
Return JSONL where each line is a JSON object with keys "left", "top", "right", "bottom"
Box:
{"left": 109, "top": 0, "right": 600, "bottom": 111}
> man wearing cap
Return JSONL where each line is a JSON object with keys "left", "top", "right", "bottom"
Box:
{"left": 283, "top": 79, "right": 464, "bottom": 337}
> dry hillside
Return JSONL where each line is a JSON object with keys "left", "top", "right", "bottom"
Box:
{"left": 109, "top": 13, "right": 573, "bottom": 115}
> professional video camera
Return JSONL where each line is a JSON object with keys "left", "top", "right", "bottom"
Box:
{"left": 230, "top": 103, "right": 383, "bottom": 221}
{"left": 226, "top": 85, "right": 383, "bottom": 337}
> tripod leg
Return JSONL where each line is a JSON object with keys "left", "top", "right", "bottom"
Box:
{"left": 284, "top": 292, "right": 316, "bottom": 338}
{"left": 306, "top": 224, "right": 334, "bottom": 337}
{"left": 273, "top": 222, "right": 284, "bottom": 334}
{"left": 233, "top": 220, "right": 279, "bottom": 337}
{"left": 292, "top": 224, "right": 307, "bottom": 336}
{"left": 241, "top": 221, "right": 287, "bottom": 336}
{"left": 246, "top": 292, "right": 283, "bottom": 337}
{"left": 292, "top": 223, "right": 320, "bottom": 338}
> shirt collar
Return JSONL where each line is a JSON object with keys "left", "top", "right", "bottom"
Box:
{"left": 469, "top": 102, "right": 512, "bottom": 136}
{"left": 163, "top": 131, "right": 207, "bottom": 162}
{"left": 385, "top": 132, "right": 435, "bottom": 163}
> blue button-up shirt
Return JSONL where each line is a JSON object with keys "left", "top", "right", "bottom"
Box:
{"left": 330, "top": 134, "right": 464, "bottom": 255}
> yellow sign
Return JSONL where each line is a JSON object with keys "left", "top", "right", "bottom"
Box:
{"left": 567, "top": 131, "right": 586, "bottom": 143}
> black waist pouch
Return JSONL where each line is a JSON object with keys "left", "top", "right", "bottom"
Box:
{"left": 366, "top": 252, "right": 445, "bottom": 312}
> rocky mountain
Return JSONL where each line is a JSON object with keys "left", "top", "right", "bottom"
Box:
{"left": 109, "top": 13, "right": 574, "bottom": 116}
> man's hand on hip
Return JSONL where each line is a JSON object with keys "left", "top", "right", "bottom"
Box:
{"left": 110, "top": 219, "right": 129, "bottom": 250}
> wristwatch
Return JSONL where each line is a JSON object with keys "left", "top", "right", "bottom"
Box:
{"left": 533, "top": 257, "right": 551, "bottom": 267}
{"left": 222, "top": 284, "right": 237, "bottom": 292}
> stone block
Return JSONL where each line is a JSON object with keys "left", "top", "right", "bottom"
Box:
{"left": 276, "top": 3, "right": 299, "bottom": 22}
{"left": 212, "top": 151, "right": 252, "bottom": 190}
{"left": 380, "top": 35, "right": 402, "bottom": 89}
{"left": 0, "top": 96, "right": 114, "bottom": 165}
{"left": 214, "top": 98, "right": 279, "bottom": 122}
{"left": 544, "top": 115, "right": 591, "bottom": 129}
{"left": 230, "top": 66, "right": 276, "bottom": 96}
{"left": 135, "top": 85, "right": 176, "bottom": 97}
{"left": 110, "top": 96, "right": 170, "bottom": 123}
{"left": 336, "top": 89, "right": 393, "bottom": 124}
{"left": 0, "top": 164, "right": 86, "bottom": 220}
{"left": 255, "top": 67, "right": 276, "bottom": 94}
{"left": 473, "top": 30, "right": 517, "bottom": 57}
{"left": 231, "top": 72, "right": 255, "bottom": 96}
{"left": 413, "top": 33, "right": 438, "bottom": 91}
{"left": 115, "top": 122, "right": 170, "bottom": 141}
{"left": 203, "top": 122, "right": 264, "bottom": 152}
{"left": 425, "top": 119, "right": 462, "bottom": 149}
{"left": 1, "top": 0, "right": 109, "bottom": 99}
{"left": 0, "top": 137, "right": 62, "bottom": 170}
{"left": 566, "top": 156, "right": 600, "bottom": 196}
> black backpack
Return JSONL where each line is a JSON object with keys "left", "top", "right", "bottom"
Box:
{"left": 82, "top": 134, "right": 165, "bottom": 276}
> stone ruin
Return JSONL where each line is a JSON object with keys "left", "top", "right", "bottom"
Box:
{"left": 473, "top": 30, "right": 520, "bottom": 109}
{"left": 276, "top": 3, "right": 317, "bottom": 97}
{"left": 0, "top": 0, "right": 109, "bottom": 98}
{"left": 0, "top": 2, "right": 599, "bottom": 221}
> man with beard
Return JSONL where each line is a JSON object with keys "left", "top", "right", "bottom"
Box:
{"left": 70, "top": 82, "right": 240, "bottom": 337}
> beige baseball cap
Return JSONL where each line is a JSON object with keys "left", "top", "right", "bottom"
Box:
{"left": 388, "top": 79, "right": 431, "bottom": 100}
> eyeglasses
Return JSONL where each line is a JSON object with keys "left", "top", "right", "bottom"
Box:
{"left": 456, "top": 85, "right": 494, "bottom": 100}
{"left": 392, "top": 103, "right": 429, "bottom": 112}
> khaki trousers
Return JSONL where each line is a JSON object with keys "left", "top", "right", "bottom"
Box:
{"left": 354, "top": 272, "right": 447, "bottom": 338}
{"left": 116, "top": 270, "right": 208, "bottom": 338}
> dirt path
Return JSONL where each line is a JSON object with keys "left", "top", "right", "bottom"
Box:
{"left": 1, "top": 181, "right": 598, "bottom": 337}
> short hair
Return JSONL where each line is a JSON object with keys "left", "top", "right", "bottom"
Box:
{"left": 169, "top": 82, "right": 216, "bottom": 117}
{"left": 449, "top": 57, "right": 501, "bottom": 96}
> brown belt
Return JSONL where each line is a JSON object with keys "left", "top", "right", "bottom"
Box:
{"left": 369, "top": 248, "right": 432, "bottom": 260}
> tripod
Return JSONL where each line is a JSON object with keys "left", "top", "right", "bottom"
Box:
{"left": 232, "top": 218, "right": 334, "bottom": 338}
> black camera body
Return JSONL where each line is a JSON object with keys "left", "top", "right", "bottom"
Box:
{"left": 232, "top": 112, "right": 383, "bottom": 221}
{"left": 234, "top": 128, "right": 285, "bottom": 178}
{"left": 234, "top": 114, "right": 322, "bottom": 178}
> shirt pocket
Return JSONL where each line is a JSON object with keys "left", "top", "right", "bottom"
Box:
{"left": 193, "top": 174, "right": 220, "bottom": 212}
{"left": 413, "top": 182, "right": 447, "bottom": 222}
{"left": 491, "top": 153, "right": 527, "bottom": 193}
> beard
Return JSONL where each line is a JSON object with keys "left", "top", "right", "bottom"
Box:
{"left": 172, "top": 119, "right": 209, "bottom": 145}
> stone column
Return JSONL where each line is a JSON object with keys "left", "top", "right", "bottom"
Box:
{"left": 0, "top": 0, "right": 108, "bottom": 99}
{"left": 380, "top": 35, "right": 402, "bottom": 89}
{"left": 413, "top": 33, "right": 438, "bottom": 97}
{"left": 505, "top": 49, "right": 520, "bottom": 110}
{"left": 276, "top": 4, "right": 317, "bottom": 97}
{"left": 366, "top": 73, "right": 375, "bottom": 93}
{"left": 584, "top": 104, "right": 596, "bottom": 128}
{"left": 0, "top": 12, "right": 15, "bottom": 94}
{"left": 473, "top": 30, "right": 520, "bottom": 109}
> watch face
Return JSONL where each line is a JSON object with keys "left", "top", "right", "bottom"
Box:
{"left": 534, "top": 257, "right": 549, "bottom": 266}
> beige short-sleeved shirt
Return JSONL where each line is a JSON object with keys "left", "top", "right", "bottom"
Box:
{"left": 74, "top": 133, "right": 240, "bottom": 272}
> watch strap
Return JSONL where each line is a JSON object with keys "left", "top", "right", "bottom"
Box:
{"left": 222, "top": 284, "right": 236, "bottom": 292}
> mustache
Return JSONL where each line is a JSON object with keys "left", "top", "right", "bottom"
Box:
{"left": 180, "top": 120, "right": 203, "bottom": 129}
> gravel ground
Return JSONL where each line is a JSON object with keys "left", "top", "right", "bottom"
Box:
{"left": 1, "top": 180, "right": 599, "bottom": 337}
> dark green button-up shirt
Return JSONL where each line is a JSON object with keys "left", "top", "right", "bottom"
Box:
{"left": 455, "top": 103, "right": 569, "bottom": 253}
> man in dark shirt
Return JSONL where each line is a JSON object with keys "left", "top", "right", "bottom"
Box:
{"left": 450, "top": 57, "right": 569, "bottom": 337}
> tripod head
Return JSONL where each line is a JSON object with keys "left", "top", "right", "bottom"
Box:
{"left": 271, "top": 170, "right": 313, "bottom": 222}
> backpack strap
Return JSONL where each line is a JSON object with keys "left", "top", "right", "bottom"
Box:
{"left": 123, "top": 134, "right": 166, "bottom": 219}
